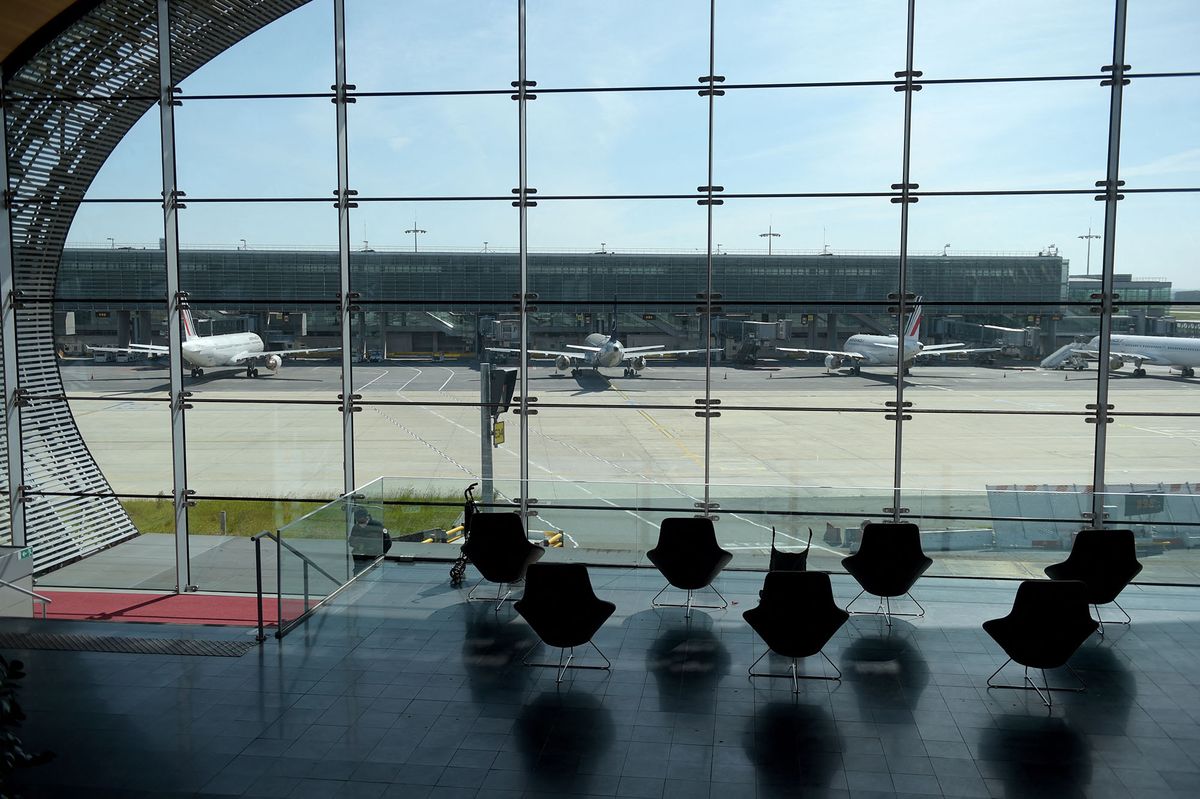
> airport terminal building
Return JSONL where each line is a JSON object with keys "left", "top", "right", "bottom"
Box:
{"left": 3, "top": 2, "right": 1200, "bottom": 797}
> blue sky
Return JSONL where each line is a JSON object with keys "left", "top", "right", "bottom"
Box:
{"left": 71, "top": 0, "right": 1200, "bottom": 288}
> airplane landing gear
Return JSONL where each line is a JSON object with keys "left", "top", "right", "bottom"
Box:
{"left": 850, "top": 364, "right": 861, "bottom": 375}
{"left": 1183, "top": 367, "right": 1195, "bottom": 378}
{"left": 190, "top": 367, "right": 204, "bottom": 378}
{"left": 622, "top": 368, "right": 633, "bottom": 377}
{"left": 246, "top": 366, "right": 259, "bottom": 378}
{"left": 571, "top": 368, "right": 579, "bottom": 378}
{"left": 1134, "top": 367, "right": 1146, "bottom": 377}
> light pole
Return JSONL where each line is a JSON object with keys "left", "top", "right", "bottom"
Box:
{"left": 106, "top": 237, "right": 114, "bottom": 249}
{"left": 759, "top": 225, "right": 781, "bottom": 255}
{"left": 942, "top": 243, "right": 950, "bottom": 256}
{"left": 405, "top": 224, "right": 426, "bottom": 253}
{"left": 1078, "top": 228, "right": 1101, "bottom": 276}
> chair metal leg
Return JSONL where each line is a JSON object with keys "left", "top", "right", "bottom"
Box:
{"left": 467, "top": 578, "right": 518, "bottom": 611}
{"left": 748, "top": 648, "right": 842, "bottom": 689}
{"left": 986, "top": 658, "right": 1087, "bottom": 710}
{"left": 652, "top": 583, "right": 728, "bottom": 617}
{"left": 1093, "top": 600, "right": 1132, "bottom": 636}
{"left": 846, "top": 590, "right": 924, "bottom": 626}
{"left": 523, "top": 640, "right": 612, "bottom": 683}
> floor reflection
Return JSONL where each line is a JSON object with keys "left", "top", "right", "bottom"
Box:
{"left": 640, "top": 610, "right": 731, "bottom": 713}
{"left": 459, "top": 601, "right": 537, "bottom": 703}
{"left": 742, "top": 701, "right": 842, "bottom": 794}
{"left": 840, "top": 619, "right": 931, "bottom": 712}
{"left": 514, "top": 690, "right": 614, "bottom": 794}
{"left": 979, "top": 716, "right": 1091, "bottom": 796}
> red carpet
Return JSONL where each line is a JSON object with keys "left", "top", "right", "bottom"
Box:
{"left": 42, "top": 590, "right": 307, "bottom": 627}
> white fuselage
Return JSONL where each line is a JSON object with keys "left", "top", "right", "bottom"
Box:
{"left": 181, "top": 332, "right": 263, "bottom": 368}
{"left": 845, "top": 334, "right": 924, "bottom": 366}
{"left": 583, "top": 332, "right": 625, "bottom": 368}
{"left": 1087, "top": 334, "right": 1200, "bottom": 369}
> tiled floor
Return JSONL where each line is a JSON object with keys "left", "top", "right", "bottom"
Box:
{"left": 8, "top": 563, "right": 1200, "bottom": 798}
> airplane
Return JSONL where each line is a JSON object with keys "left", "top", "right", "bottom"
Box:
{"left": 488, "top": 307, "right": 713, "bottom": 378}
{"left": 776, "top": 301, "right": 999, "bottom": 375}
{"left": 1069, "top": 334, "right": 1200, "bottom": 378}
{"left": 88, "top": 309, "right": 337, "bottom": 378}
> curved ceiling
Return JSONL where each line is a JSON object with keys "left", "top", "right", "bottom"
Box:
{"left": 1, "top": 0, "right": 85, "bottom": 67}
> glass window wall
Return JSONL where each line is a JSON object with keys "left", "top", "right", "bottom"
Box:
{"left": 1, "top": 0, "right": 1195, "bottom": 588}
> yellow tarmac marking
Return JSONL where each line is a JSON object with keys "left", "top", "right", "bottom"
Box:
{"left": 612, "top": 384, "right": 705, "bottom": 468}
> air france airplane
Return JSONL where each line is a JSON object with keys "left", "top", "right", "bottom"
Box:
{"left": 489, "top": 310, "right": 712, "bottom": 378}
{"left": 1071, "top": 334, "right": 1200, "bottom": 378}
{"left": 89, "top": 309, "right": 336, "bottom": 378}
{"left": 777, "top": 302, "right": 997, "bottom": 375}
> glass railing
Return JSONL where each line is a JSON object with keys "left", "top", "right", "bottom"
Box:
{"left": 349, "top": 476, "right": 1199, "bottom": 583}
{"left": 254, "top": 494, "right": 384, "bottom": 638}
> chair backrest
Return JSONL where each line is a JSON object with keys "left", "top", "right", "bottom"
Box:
{"left": 521, "top": 562, "right": 598, "bottom": 607}
{"left": 857, "top": 522, "right": 925, "bottom": 562}
{"left": 1056, "top": 528, "right": 1142, "bottom": 602}
{"left": 760, "top": 570, "right": 834, "bottom": 609}
{"left": 462, "top": 512, "right": 537, "bottom": 581}
{"left": 1010, "top": 579, "right": 1092, "bottom": 630}
{"left": 658, "top": 516, "right": 719, "bottom": 552}
{"left": 1070, "top": 528, "right": 1136, "bottom": 567}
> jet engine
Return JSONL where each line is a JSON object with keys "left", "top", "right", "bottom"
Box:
{"left": 631, "top": 356, "right": 647, "bottom": 372}
{"left": 824, "top": 354, "right": 841, "bottom": 371}
{"left": 266, "top": 354, "right": 283, "bottom": 372}
{"left": 555, "top": 355, "right": 571, "bottom": 372}
{"left": 1108, "top": 356, "right": 1125, "bottom": 371}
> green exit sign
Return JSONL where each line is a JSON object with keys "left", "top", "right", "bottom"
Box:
{"left": 18, "top": 547, "right": 32, "bottom": 560}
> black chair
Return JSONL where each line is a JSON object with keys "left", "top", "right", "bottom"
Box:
{"left": 841, "top": 522, "right": 932, "bottom": 626}
{"left": 647, "top": 517, "right": 733, "bottom": 617}
{"left": 514, "top": 563, "right": 616, "bottom": 683}
{"left": 983, "top": 579, "right": 1098, "bottom": 709}
{"left": 461, "top": 512, "right": 544, "bottom": 610}
{"left": 1045, "top": 528, "right": 1142, "bottom": 635}
{"left": 744, "top": 571, "right": 849, "bottom": 691}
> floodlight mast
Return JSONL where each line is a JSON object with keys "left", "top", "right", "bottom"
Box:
{"left": 759, "top": 224, "right": 781, "bottom": 255}
{"left": 404, "top": 223, "right": 426, "bottom": 252}
{"left": 1078, "top": 228, "right": 1101, "bottom": 276}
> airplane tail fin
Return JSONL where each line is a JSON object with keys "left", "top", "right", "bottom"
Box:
{"left": 904, "top": 298, "right": 923, "bottom": 339}
{"left": 608, "top": 297, "right": 619, "bottom": 342}
{"left": 180, "top": 308, "right": 199, "bottom": 342}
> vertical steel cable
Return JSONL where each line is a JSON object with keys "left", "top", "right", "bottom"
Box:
{"left": 702, "top": 0, "right": 717, "bottom": 512}
{"left": 1090, "top": 0, "right": 1129, "bottom": 526}
{"left": 517, "top": 0, "right": 530, "bottom": 517}
{"left": 156, "top": 0, "right": 191, "bottom": 591}
{"left": 334, "top": 0, "right": 356, "bottom": 494}
{"left": 890, "top": 0, "right": 919, "bottom": 522}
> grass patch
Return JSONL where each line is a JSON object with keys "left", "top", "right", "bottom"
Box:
{"left": 121, "top": 494, "right": 462, "bottom": 539}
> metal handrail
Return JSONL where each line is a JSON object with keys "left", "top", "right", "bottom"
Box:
{"left": 0, "top": 577, "right": 52, "bottom": 619}
{"left": 252, "top": 529, "right": 382, "bottom": 642}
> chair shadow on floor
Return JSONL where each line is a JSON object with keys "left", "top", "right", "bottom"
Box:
{"left": 742, "top": 701, "right": 843, "bottom": 793}
{"left": 515, "top": 690, "right": 615, "bottom": 795}
{"left": 637, "top": 609, "right": 732, "bottom": 714}
{"left": 838, "top": 619, "right": 931, "bottom": 713}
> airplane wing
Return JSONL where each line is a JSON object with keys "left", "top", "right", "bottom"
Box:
{"left": 232, "top": 347, "right": 339, "bottom": 364}
{"left": 564, "top": 344, "right": 602, "bottom": 353}
{"left": 776, "top": 347, "right": 866, "bottom": 361}
{"left": 1070, "top": 347, "right": 1171, "bottom": 366}
{"left": 982, "top": 324, "right": 1025, "bottom": 333}
{"left": 914, "top": 346, "right": 1000, "bottom": 359}
{"left": 87, "top": 344, "right": 169, "bottom": 356}
{"left": 622, "top": 346, "right": 715, "bottom": 360}
{"left": 486, "top": 346, "right": 583, "bottom": 361}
